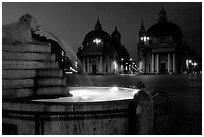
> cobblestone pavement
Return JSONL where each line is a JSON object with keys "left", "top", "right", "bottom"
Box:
{"left": 66, "top": 74, "right": 202, "bottom": 135}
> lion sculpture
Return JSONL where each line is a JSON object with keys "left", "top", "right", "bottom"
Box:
{"left": 3, "top": 14, "right": 40, "bottom": 44}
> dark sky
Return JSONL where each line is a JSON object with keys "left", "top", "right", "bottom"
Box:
{"left": 2, "top": 2, "right": 202, "bottom": 61}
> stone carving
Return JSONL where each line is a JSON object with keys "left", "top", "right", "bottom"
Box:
{"left": 2, "top": 14, "right": 40, "bottom": 44}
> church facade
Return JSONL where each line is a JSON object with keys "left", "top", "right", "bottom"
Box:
{"left": 77, "top": 19, "right": 130, "bottom": 74}
{"left": 137, "top": 9, "right": 187, "bottom": 74}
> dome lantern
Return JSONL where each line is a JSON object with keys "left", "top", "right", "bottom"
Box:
{"left": 95, "top": 18, "right": 102, "bottom": 30}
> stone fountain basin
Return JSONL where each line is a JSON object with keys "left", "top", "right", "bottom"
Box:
{"left": 2, "top": 86, "right": 167, "bottom": 135}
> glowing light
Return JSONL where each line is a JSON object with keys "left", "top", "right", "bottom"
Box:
{"left": 141, "top": 37, "right": 143, "bottom": 40}
{"left": 121, "top": 58, "right": 124, "bottom": 61}
{"left": 193, "top": 62, "right": 197, "bottom": 66}
{"left": 144, "top": 36, "right": 147, "bottom": 42}
{"left": 80, "top": 96, "right": 89, "bottom": 100}
{"left": 70, "top": 67, "right": 77, "bottom": 73}
{"left": 131, "top": 89, "right": 140, "bottom": 95}
{"left": 93, "top": 38, "right": 102, "bottom": 44}
{"left": 189, "top": 60, "right": 192, "bottom": 63}
{"left": 147, "top": 37, "right": 149, "bottom": 40}
{"left": 114, "top": 61, "right": 117, "bottom": 69}
{"left": 130, "top": 58, "right": 132, "bottom": 61}
{"left": 70, "top": 89, "right": 99, "bottom": 97}
{"left": 109, "top": 87, "right": 119, "bottom": 92}
{"left": 33, "top": 87, "right": 142, "bottom": 102}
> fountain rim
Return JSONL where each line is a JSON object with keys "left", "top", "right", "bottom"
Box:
{"left": 3, "top": 86, "right": 139, "bottom": 105}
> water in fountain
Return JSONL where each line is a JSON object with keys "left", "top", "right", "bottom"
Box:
{"left": 37, "top": 25, "right": 94, "bottom": 86}
{"left": 33, "top": 86, "right": 140, "bottom": 102}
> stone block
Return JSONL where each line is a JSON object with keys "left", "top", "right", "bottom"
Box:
{"left": 36, "top": 86, "right": 69, "bottom": 96}
{"left": 3, "top": 61, "right": 59, "bottom": 70}
{"left": 3, "top": 79, "right": 34, "bottom": 89}
{"left": 3, "top": 70, "right": 63, "bottom": 79}
{"left": 37, "top": 78, "right": 66, "bottom": 86}
{"left": 133, "top": 89, "right": 154, "bottom": 134}
{"left": 3, "top": 70, "right": 37, "bottom": 79}
{"left": 3, "top": 51, "right": 55, "bottom": 61}
{"left": 3, "top": 88, "right": 34, "bottom": 98}
{"left": 2, "top": 44, "right": 51, "bottom": 53}
{"left": 37, "top": 70, "right": 63, "bottom": 78}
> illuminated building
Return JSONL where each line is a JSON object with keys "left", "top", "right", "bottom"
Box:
{"left": 77, "top": 19, "right": 129, "bottom": 74}
{"left": 137, "top": 8, "right": 187, "bottom": 74}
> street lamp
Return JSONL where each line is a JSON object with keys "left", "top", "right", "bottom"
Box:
{"left": 193, "top": 62, "right": 197, "bottom": 66}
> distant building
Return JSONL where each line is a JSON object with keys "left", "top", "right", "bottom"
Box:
{"left": 77, "top": 19, "right": 130, "bottom": 74}
{"left": 137, "top": 8, "right": 188, "bottom": 74}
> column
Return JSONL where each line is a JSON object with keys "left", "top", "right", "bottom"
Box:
{"left": 82, "top": 56, "right": 85, "bottom": 73}
{"left": 87, "top": 56, "right": 90, "bottom": 73}
{"left": 99, "top": 56, "right": 103, "bottom": 73}
{"left": 156, "top": 53, "right": 159, "bottom": 73}
{"left": 168, "top": 53, "right": 170, "bottom": 72}
{"left": 173, "top": 53, "right": 176, "bottom": 73}
{"left": 151, "top": 53, "right": 154, "bottom": 73}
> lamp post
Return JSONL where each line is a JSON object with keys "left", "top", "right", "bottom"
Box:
{"left": 121, "top": 58, "right": 124, "bottom": 74}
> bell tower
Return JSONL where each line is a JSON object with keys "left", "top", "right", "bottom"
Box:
{"left": 111, "top": 26, "right": 121, "bottom": 45}
{"left": 138, "top": 20, "right": 147, "bottom": 45}
{"left": 139, "top": 20, "right": 146, "bottom": 37}
{"left": 158, "top": 8, "right": 168, "bottom": 22}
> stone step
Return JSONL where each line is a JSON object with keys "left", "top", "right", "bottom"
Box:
{"left": 37, "top": 70, "right": 63, "bottom": 78}
{"left": 2, "top": 79, "right": 34, "bottom": 89}
{"left": 3, "top": 78, "right": 66, "bottom": 89}
{"left": 3, "top": 70, "right": 63, "bottom": 79}
{"left": 2, "top": 51, "right": 55, "bottom": 61}
{"left": 3, "top": 61, "right": 59, "bottom": 70}
{"left": 2, "top": 43, "right": 51, "bottom": 53}
{"left": 36, "top": 86, "right": 69, "bottom": 96}
{"left": 2, "top": 86, "right": 70, "bottom": 98}
{"left": 2, "top": 88, "right": 34, "bottom": 98}
{"left": 37, "top": 78, "right": 67, "bottom": 87}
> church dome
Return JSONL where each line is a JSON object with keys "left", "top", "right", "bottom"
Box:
{"left": 111, "top": 27, "right": 121, "bottom": 37}
{"left": 83, "top": 30, "right": 111, "bottom": 43}
{"left": 146, "top": 8, "right": 183, "bottom": 38}
{"left": 146, "top": 21, "right": 183, "bottom": 37}
{"left": 82, "top": 19, "right": 111, "bottom": 44}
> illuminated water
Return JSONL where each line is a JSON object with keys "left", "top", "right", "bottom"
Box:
{"left": 33, "top": 86, "right": 139, "bottom": 102}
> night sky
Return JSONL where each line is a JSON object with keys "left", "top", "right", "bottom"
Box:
{"left": 2, "top": 2, "right": 202, "bottom": 61}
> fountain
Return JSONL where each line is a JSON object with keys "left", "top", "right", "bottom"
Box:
{"left": 2, "top": 14, "right": 167, "bottom": 135}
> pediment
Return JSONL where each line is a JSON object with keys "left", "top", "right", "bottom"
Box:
{"left": 152, "top": 41, "right": 176, "bottom": 49}
{"left": 85, "top": 45, "right": 103, "bottom": 52}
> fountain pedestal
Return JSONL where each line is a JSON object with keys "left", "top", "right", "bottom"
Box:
{"left": 2, "top": 43, "right": 69, "bottom": 98}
